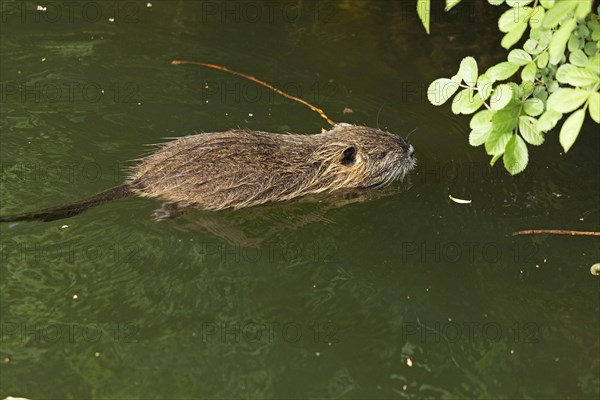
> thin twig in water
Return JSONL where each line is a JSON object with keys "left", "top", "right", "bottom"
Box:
{"left": 512, "top": 229, "right": 600, "bottom": 237}
{"left": 172, "top": 60, "right": 336, "bottom": 126}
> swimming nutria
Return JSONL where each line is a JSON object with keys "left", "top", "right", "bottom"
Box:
{"left": 0, "top": 123, "right": 416, "bottom": 223}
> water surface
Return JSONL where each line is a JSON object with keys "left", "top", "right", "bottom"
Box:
{"left": 1, "top": 1, "right": 599, "bottom": 399}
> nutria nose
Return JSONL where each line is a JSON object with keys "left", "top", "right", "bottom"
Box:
{"left": 408, "top": 144, "right": 415, "bottom": 159}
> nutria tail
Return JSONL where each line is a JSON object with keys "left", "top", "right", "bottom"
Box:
{"left": 0, "top": 185, "right": 132, "bottom": 223}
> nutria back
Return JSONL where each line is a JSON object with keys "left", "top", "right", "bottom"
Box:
{"left": 128, "top": 123, "right": 416, "bottom": 210}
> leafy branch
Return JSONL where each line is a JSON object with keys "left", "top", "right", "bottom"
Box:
{"left": 419, "top": 0, "right": 600, "bottom": 175}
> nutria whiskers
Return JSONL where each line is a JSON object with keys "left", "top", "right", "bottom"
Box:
{"left": 0, "top": 123, "right": 416, "bottom": 223}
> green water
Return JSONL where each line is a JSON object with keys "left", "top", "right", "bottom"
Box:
{"left": 1, "top": 1, "right": 599, "bottom": 399}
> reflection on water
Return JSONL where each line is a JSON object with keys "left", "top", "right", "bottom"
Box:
{"left": 1, "top": 1, "right": 598, "bottom": 399}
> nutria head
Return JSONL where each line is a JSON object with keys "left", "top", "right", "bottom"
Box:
{"left": 129, "top": 124, "right": 416, "bottom": 210}
{"left": 312, "top": 123, "right": 416, "bottom": 190}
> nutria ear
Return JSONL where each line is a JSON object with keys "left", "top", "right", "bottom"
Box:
{"left": 341, "top": 146, "right": 356, "bottom": 166}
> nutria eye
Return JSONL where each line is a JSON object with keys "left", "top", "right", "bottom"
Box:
{"left": 341, "top": 146, "right": 356, "bottom": 166}
{"left": 374, "top": 151, "right": 387, "bottom": 159}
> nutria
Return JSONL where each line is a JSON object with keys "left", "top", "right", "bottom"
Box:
{"left": 0, "top": 123, "right": 416, "bottom": 223}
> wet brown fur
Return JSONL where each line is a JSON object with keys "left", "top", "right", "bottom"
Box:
{"left": 127, "top": 124, "right": 416, "bottom": 210}
{"left": 0, "top": 124, "right": 415, "bottom": 222}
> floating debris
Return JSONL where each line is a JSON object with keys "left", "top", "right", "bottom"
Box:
{"left": 449, "top": 195, "right": 471, "bottom": 204}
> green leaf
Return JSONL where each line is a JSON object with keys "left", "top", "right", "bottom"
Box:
{"left": 556, "top": 64, "right": 599, "bottom": 87}
{"left": 565, "top": 68, "right": 599, "bottom": 87}
{"left": 529, "top": 6, "right": 545, "bottom": 29}
{"left": 452, "top": 88, "right": 483, "bottom": 114}
{"left": 576, "top": 0, "right": 593, "bottom": 19}
{"left": 536, "top": 109, "right": 563, "bottom": 132}
{"left": 523, "top": 98, "right": 544, "bottom": 116}
{"left": 503, "top": 134, "right": 529, "bottom": 175}
{"left": 547, "top": 79, "right": 559, "bottom": 93}
{"left": 533, "top": 85, "right": 548, "bottom": 102}
{"left": 506, "top": 0, "right": 533, "bottom": 6}
{"left": 559, "top": 108, "right": 585, "bottom": 152}
{"left": 497, "top": 10, "right": 515, "bottom": 33}
{"left": 537, "top": 51, "right": 549, "bottom": 68}
{"left": 521, "top": 81, "right": 535, "bottom": 97}
{"left": 470, "top": 109, "right": 493, "bottom": 129}
{"left": 586, "top": 53, "right": 600, "bottom": 73}
{"left": 547, "top": 88, "right": 591, "bottom": 113}
{"left": 532, "top": 28, "right": 553, "bottom": 49}
{"left": 568, "top": 34, "right": 582, "bottom": 52}
{"left": 543, "top": 1, "right": 576, "bottom": 29}
{"left": 508, "top": 49, "right": 532, "bottom": 65}
{"left": 417, "top": 0, "right": 431, "bottom": 34}
{"left": 469, "top": 124, "right": 493, "bottom": 146}
{"left": 477, "top": 74, "right": 493, "bottom": 101}
{"left": 490, "top": 153, "right": 502, "bottom": 167}
{"left": 539, "top": 0, "right": 555, "bottom": 9}
{"left": 498, "top": 6, "right": 533, "bottom": 32}
{"left": 450, "top": 73, "right": 462, "bottom": 84}
{"left": 445, "top": 0, "right": 462, "bottom": 11}
{"left": 518, "top": 82, "right": 532, "bottom": 96}
{"left": 490, "top": 84, "right": 514, "bottom": 111}
{"left": 549, "top": 18, "right": 577, "bottom": 65}
{"left": 459, "top": 57, "right": 478, "bottom": 86}
{"left": 486, "top": 129, "right": 512, "bottom": 155}
{"left": 486, "top": 62, "right": 519, "bottom": 81}
{"left": 521, "top": 61, "right": 537, "bottom": 81}
{"left": 583, "top": 41, "right": 597, "bottom": 57}
{"left": 427, "top": 78, "right": 459, "bottom": 105}
{"left": 570, "top": 50, "right": 588, "bottom": 67}
{"left": 506, "top": 82, "right": 522, "bottom": 101}
{"left": 488, "top": 0, "right": 504, "bottom": 5}
{"left": 591, "top": 20, "right": 600, "bottom": 41}
{"left": 578, "top": 25, "right": 590, "bottom": 38}
{"left": 588, "top": 92, "right": 599, "bottom": 123}
{"left": 492, "top": 107, "right": 519, "bottom": 133}
{"left": 462, "top": 92, "right": 484, "bottom": 114}
{"left": 555, "top": 63, "right": 577, "bottom": 82}
{"left": 523, "top": 38, "right": 538, "bottom": 54}
{"left": 519, "top": 116, "right": 545, "bottom": 145}
{"left": 501, "top": 22, "right": 529, "bottom": 49}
